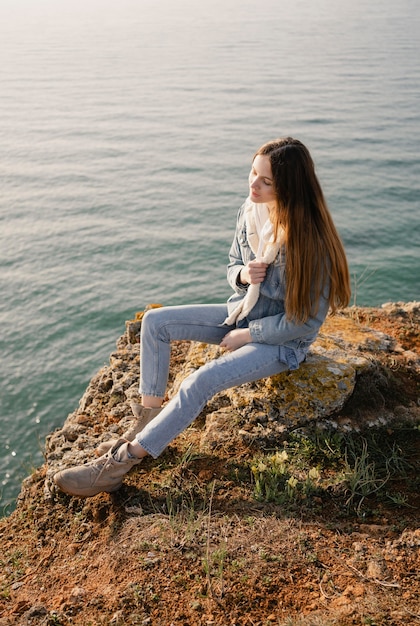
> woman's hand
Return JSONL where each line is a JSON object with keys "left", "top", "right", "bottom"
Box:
{"left": 240, "top": 260, "right": 268, "bottom": 285}
{"left": 220, "top": 328, "right": 252, "bottom": 351}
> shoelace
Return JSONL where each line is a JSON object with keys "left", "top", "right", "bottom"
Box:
{"left": 91, "top": 451, "right": 119, "bottom": 484}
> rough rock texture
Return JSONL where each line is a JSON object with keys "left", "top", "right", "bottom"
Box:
{"left": 44, "top": 302, "right": 419, "bottom": 496}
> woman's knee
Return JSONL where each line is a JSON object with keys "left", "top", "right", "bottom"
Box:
{"left": 179, "top": 361, "right": 222, "bottom": 400}
{"left": 142, "top": 307, "right": 166, "bottom": 336}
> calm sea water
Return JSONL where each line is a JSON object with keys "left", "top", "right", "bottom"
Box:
{"left": 1, "top": 0, "right": 419, "bottom": 513}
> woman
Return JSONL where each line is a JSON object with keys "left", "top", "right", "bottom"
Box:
{"left": 54, "top": 137, "right": 351, "bottom": 497}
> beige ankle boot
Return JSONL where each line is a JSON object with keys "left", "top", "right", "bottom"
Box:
{"left": 95, "top": 403, "right": 162, "bottom": 456}
{"left": 54, "top": 439, "right": 142, "bottom": 497}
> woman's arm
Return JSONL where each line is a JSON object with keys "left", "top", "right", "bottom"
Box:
{"left": 226, "top": 205, "right": 249, "bottom": 294}
{"left": 248, "top": 292, "right": 330, "bottom": 346}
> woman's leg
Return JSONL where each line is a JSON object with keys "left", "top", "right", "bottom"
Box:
{"left": 136, "top": 341, "right": 304, "bottom": 458}
{"left": 139, "top": 304, "right": 231, "bottom": 404}
{"left": 53, "top": 330, "right": 304, "bottom": 497}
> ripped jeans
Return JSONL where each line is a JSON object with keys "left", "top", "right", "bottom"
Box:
{"left": 136, "top": 304, "right": 305, "bottom": 458}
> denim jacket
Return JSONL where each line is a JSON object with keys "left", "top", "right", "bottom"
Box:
{"left": 226, "top": 203, "right": 330, "bottom": 352}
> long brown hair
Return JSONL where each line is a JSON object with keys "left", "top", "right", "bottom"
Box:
{"left": 254, "top": 137, "right": 351, "bottom": 323}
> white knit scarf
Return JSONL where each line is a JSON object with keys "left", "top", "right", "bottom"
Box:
{"left": 224, "top": 201, "right": 282, "bottom": 325}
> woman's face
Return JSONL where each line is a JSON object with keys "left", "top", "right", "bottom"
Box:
{"left": 248, "top": 154, "right": 277, "bottom": 209}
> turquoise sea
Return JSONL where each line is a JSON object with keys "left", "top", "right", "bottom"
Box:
{"left": 1, "top": 0, "right": 419, "bottom": 513}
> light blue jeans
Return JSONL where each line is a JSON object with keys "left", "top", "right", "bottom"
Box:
{"left": 136, "top": 304, "right": 305, "bottom": 458}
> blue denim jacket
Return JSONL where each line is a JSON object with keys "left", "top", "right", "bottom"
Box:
{"left": 226, "top": 203, "right": 330, "bottom": 351}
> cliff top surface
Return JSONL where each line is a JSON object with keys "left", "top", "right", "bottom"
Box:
{"left": 0, "top": 302, "right": 419, "bottom": 626}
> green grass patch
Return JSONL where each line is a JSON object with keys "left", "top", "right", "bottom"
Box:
{"left": 250, "top": 426, "right": 418, "bottom": 516}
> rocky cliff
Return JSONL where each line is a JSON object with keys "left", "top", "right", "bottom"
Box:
{"left": 44, "top": 302, "right": 419, "bottom": 486}
{"left": 0, "top": 302, "right": 419, "bottom": 626}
